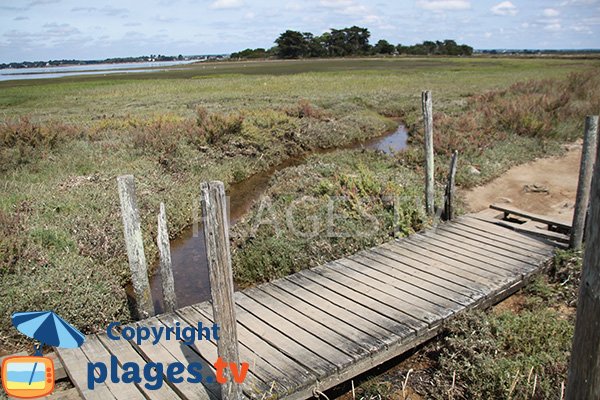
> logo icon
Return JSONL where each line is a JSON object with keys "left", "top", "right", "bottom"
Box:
{"left": 2, "top": 311, "right": 84, "bottom": 398}
{"left": 2, "top": 355, "right": 54, "bottom": 399}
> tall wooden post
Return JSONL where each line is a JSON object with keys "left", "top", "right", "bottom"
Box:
{"left": 570, "top": 116, "right": 599, "bottom": 249}
{"left": 117, "top": 175, "right": 154, "bottom": 319}
{"left": 444, "top": 150, "right": 459, "bottom": 221}
{"left": 566, "top": 124, "right": 600, "bottom": 399}
{"left": 200, "top": 181, "right": 242, "bottom": 400}
{"left": 157, "top": 202, "right": 177, "bottom": 313}
{"left": 422, "top": 91, "right": 435, "bottom": 216}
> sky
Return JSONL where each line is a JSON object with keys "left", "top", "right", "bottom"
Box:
{"left": 0, "top": 0, "right": 599, "bottom": 63}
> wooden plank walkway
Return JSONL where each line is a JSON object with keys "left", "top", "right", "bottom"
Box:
{"left": 56, "top": 212, "right": 564, "bottom": 400}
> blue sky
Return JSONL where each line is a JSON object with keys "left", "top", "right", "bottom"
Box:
{"left": 1, "top": 0, "right": 599, "bottom": 63}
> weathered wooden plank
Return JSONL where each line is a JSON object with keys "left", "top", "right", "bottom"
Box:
{"left": 331, "top": 259, "right": 459, "bottom": 317}
{"left": 272, "top": 277, "right": 401, "bottom": 346}
{"left": 137, "top": 318, "right": 222, "bottom": 398}
{"left": 348, "top": 251, "right": 476, "bottom": 306}
{"left": 46, "top": 388, "right": 83, "bottom": 400}
{"left": 283, "top": 273, "right": 412, "bottom": 341}
{"left": 364, "top": 246, "right": 488, "bottom": 299}
{"left": 494, "top": 220, "right": 570, "bottom": 244}
{"left": 372, "top": 243, "right": 490, "bottom": 288}
{"left": 128, "top": 320, "right": 214, "bottom": 400}
{"left": 338, "top": 252, "right": 472, "bottom": 312}
{"left": 79, "top": 337, "right": 146, "bottom": 400}
{"left": 56, "top": 346, "right": 115, "bottom": 400}
{"left": 193, "top": 301, "right": 317, "bottom": 394}
{"left": 408, "top": 233, "right": 528, "bottom": 275}
{"left": 224, "top": 292, "right": 336, "bottom": 379}
{"left": 96, "top": 334, "right": 181, "bottom": 400}
{"left": 419, "top": 231, "right": 539, "bottom": 277}
{"left": 467, "top": 213, "right": 565, "bottom": 247}
{"left": 175, "top": 305, "right": 295, "bottom": 397}
{"left": 157, "top": 202, "right": 177, "bottom": 313}
{"left": 243, "top": 286, "right": 371, "bottom": 361}
{"left": 200, "top": 181, "right": 241, "bottom": 400}
{"left": 384, "top": 240, "right": 508, "bottom": 284}
{"left": 46, "top": 352, "right": 67, "bottom": 381}
{"left": 434, "top": 225, "right": 543, "bottom": 266}
{"left": 298, "top": 268, "right": 429, "bottom": 332}
{"left": 117, "top": 175, "right": 154, "bottom": 319}
{"left": 257, "top": 283, "right": 385, "bottom": 353}
{"left": 453, "top": 217, "right": 555, "bottom": 254}
{"left": 490, "top": 204, "right": 571, "bottom": 232}
{"left": 439, "top": 222, "right": 552, "bottom": 260}
{"left": 235, "top": 291, "right": 357, "bottom": 371}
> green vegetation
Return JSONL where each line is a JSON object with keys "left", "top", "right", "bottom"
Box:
{"left": 231, "top": 25, "right": 472, "bottom": 59}
{"left": 0, "top": 57, "right": 598, "bottom": 352}
{"left": 231, "top": 150, "right": 430, "bottom": 285}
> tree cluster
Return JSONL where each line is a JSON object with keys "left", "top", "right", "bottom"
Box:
{"left": 229, "top": 26, "right": 473, "bottom": 59}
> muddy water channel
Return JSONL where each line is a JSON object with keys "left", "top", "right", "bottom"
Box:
{"left": 149, "top": 123, "right": 409, "bottom": 312}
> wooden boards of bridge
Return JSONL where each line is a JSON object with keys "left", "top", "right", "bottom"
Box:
{"left": 57, "top": 213, "right": 558, "bottom": 400}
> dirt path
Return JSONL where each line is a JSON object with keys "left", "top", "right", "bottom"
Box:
{"left": 461, "top": 141, "right": 583, "bottom": 223}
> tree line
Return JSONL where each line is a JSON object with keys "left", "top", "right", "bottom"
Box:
{"left": 230, "top": 26, "right": 473, "bottom": 59}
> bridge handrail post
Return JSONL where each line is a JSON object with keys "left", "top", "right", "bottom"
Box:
{"left": 117, "top": 175, "right": 155, "bottom": 319}
{"left": 444, "top": 150, "right": 459, "bottom": 221}
{"left": 157, "top": 202, "right": 177, "bottom": 313}
{"left": 422, "top": 90, "right": 435, "bottom": 217}
{"left": 200, "top": 181, "right": 243, "bottom": 400}
{"left": 566, "top": 116, "right": 600, "bottom": 399}
{"left": 570, "top": 115, "right": 598, "bottom": 249}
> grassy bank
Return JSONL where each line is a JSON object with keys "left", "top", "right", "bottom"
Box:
{"left": 232, "top": 69, "right": 599, "bottom": 285}
{"left": 0, "top": 57, "right": 598, "bottom": 351}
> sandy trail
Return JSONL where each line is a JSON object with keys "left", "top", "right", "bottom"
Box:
{"left": 462, "top": 141, "right": 583, "bottom": 223}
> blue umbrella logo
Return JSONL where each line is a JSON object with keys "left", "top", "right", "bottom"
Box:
{"left": 3, "top": 311, "right": 84, "bottom": 398}
{"left": 11, "top": 311, "right": 85, "bottom": 350}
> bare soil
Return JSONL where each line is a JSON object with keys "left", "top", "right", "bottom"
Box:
{"left": 462, "top": 141, "right": 583, "bottom": 223}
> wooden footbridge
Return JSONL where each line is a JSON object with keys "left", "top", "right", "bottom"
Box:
{"left": 56, "top": 207, "right": 567, "bottom": 400}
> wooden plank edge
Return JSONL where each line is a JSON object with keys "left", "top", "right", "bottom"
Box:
{"left": 279, "top": 251, "right": 552, "bottom": 400}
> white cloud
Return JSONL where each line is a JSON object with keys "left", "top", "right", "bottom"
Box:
{"left": 545, "top": 22, "right": 562, "bottom": 31}
{"left": 416, "top": 0, "right": 471, "bottom": 11}
{"left": 209, "top": 0, "right": 244, "bottom": 9}
{"left": 491, "top": 1, "right": 517, "bottom": 16}
{"left": 484, "top": 32, "right": 492, "bottom": 38}
{"left": 543, "top": 8, "right": 560, "bottom": 17}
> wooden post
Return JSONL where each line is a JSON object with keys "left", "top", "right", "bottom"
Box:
{"left": 200, "top": 181, "right": 242, "bottom": 400}
{"left": 570, "top": 115, "right": 599, "bottom": 249}
{"left": 157, "top": 202, "right": 177, "bottom": 313}
{"left": 117, "top": 175, "right": 154, "bottom": 319}
{"left": 444, "top": 150, "right": 459, "bottom": 221}
{"left": 566, "top": 124, "right": 600, "bottom": 399}
{"left": 422, "top": 90, "right": 435, "bottom": 216}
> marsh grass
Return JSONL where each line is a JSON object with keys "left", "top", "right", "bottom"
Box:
{"left": 0, "top": 57, "right": 598, "bottom": 352}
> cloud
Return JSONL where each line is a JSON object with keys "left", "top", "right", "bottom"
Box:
{"left": 491, "top": 1, "right": 517, "bottom": 16}
{"left": 13, "top": 16, "right": 29, "bottom": 21}
{"left": 545, "top": 22, "right": 562, "bottom": 31}
{"left": 71, "top": 6, "right": 129, "bottom": 16}
{"left": 416, "top": 0, "right": 471, "bottom": 11}
{"left": 210, "top": 0, "right": 244, "bottom": 9}
{"left": 42, "top": 23, "right": 81, "bottom": 37}
{"left": 543, "top": 8, "right": 560, "bottom": 17}
{"left": 28, "top": 0, "right": 61, "bottom": 6}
